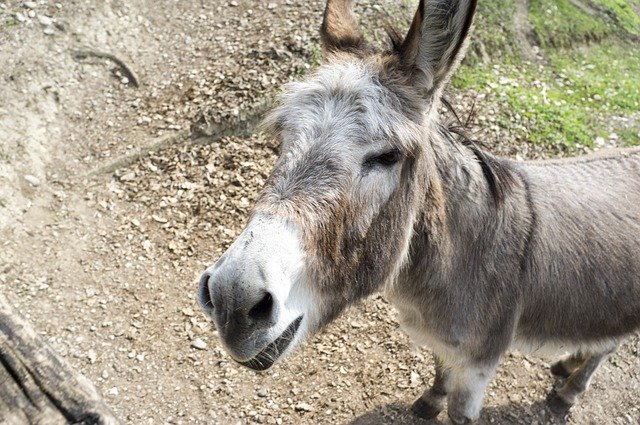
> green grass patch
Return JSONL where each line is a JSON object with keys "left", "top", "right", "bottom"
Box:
{"left": 620, "top": 126, "right": 640, "bottom": 145}
{"left": 454, "top": 41, "right": 640, "bottom": 150}
{"left": 530, "top": 0, "right": 613, "bottom": 48}
{"left": 592, "top": 0, "right": 640, "bottom": 35}
{"left": 467, "top": 0, "right": 519, "bottom": 62}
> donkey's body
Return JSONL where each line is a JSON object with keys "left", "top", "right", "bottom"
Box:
{"left": 393, "top": 145, "right": 640, "bottom": 358}
{"left": 390, "top": 141, "right": 640, "bottom": 420}
{"left": 198, "top": 0, "right": 640, "bottom": 422}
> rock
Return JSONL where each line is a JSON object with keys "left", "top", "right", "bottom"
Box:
{"left": 24, "top": 175, "right": 40, "bottom": 187}
{"left": 23, "top": 1, "right": 38, "bottom": 9}
{"left": 257, "top": 388, "right": 268, "bottom": 397}
{"left": 191, "top": 338, "right": 207, "bottom": 350}
{"left": 294, "top": 402, "right": 313, "bottom": 412}
{"left": 107, "top": 387, "right": 119, "bottom": 396}
{"left": 119, "top": 172, "right": 136, "bottom": 182}
{"left": 267, "top": 3, "right": 277, "bottom": 9}
{"left": 37, "top": 14, "right": 53, "bottom": 26}
{"left": 87, "top": 349, "right": 97, "bottom": 364}
{"left": 15, "top": 12, "right": 26, "bottom": 22}
{"left": 43, "top": 27, "right": 55, "bottom": 36}
{"left": 409, "top": 371, "right": 421, "bottom": 388}
{"left": 27, "top": 9, "right": 35, "bottom": 18}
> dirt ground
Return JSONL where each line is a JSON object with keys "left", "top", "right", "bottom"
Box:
{"left": 0, "top": 1, "right": 638, "bottom": 424}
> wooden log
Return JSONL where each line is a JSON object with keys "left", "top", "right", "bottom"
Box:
{"left": 0, "top": 294, "right": 120, "bottom": 425}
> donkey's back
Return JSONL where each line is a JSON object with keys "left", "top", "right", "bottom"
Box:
{"left": 518, "top": 147, "right": 640, "bottom": 346}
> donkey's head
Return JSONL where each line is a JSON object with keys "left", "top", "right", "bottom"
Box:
{"left": 198, "top": 0, "right": 477, "bottom": 370}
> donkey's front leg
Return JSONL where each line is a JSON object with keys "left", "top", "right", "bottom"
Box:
{"left": 411, "top": 355, "right": 451, "bottom": 420}
{"left": 445, "top": 358, "right": 500, "bottom": 424}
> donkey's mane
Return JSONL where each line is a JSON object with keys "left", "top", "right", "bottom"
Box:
{"left": 437, "top": 112, "right": 517, "bottom": 205}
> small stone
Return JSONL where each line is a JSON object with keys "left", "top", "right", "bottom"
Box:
{"left": 119, "top": 172, "right": 136, "bottom": 182}
{"left": 191, "top": 338, "right": 207, "bottom": 350}
{"left": 23, "top": 1, "right": 38, "bottom": 9}
{"left": 257, "top": 388, "right": 268, "bottom": 397}
{"left": 43, "top": 27, "right": 54, "bottom": 35}
{"left": 593, "top": 94, "right": 602, "bottom": 101}
{"left": 294, "top": 402, "right": 313, "bottom": 412}
{"left": 229, "top": 0, "right": 238, "bottom": 6}
{"left": 15, "top": 12, "right": 26, "bottom": 22}
{"left": 24, "top": 174, "right": 40, "bottom": 186}
{"left": 152, "top": 214, "right": 167, "bottom": 223}
{"left": 182, "top": 307, "right": 195, "bottom": 317}
{"left": 410, "top": 371, "right": 421, "bottom": 388}
{"left": 87, "top": 349, "right": 97, "bottom": 364}
{"left": 37, "top": 14, "right": 53, "bottom": 26}
{"left": 101, "top": 370, "right": 109, "bottom": 379}
{"left": 267, "top": 3, "right": 277, "bottom": 9}
{"left": 107, "top": 387, "right": 119, "bottom": 396}
{"left": 27, "top": 9, "right": 35, "bottom": 18}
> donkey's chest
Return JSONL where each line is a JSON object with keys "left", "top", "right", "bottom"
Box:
{"left": 385, "top": 288, "right": 473, "bottom": 361}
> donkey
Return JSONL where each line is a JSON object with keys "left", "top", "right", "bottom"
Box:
{"left": 197, "top": 0, "right": 640, "bottom": 422}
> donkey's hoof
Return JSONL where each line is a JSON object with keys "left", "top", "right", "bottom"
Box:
{"left": 546, "top": 390, "right": 573, "bottom": 415}
{"left": 550, "top": 361, "right": 571, "bottom": 378}
{"left": 411, "top": 397, "right": 442, "bottom": 420}
{"left": 447, "top": 410, "right": 474, "bottom": 424}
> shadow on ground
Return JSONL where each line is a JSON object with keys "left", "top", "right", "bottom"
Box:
{"left": 348, "top": 400, "right": 568, "bottom": 425}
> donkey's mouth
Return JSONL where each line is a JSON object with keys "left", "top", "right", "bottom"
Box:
{"left": 237, "top": 315, "right": 303, "bottom": 371}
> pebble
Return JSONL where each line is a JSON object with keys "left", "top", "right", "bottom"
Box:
{"left": 24, "top": 174, "right": 40, "bottom": 186}
{"left": 37, "top": 14, "right": 53, "bottom": 26}
{"left": 87, "top": 349, "right": 97, "bottom": 364}
{"left": 43, "top": 27, "right": 55, "bottom": 35}
{"left": 15, "top": 12, "right": 26, "bottom": 22}
{"left": 191, "top": 338, "right": 207, "bottom": 350}
{"left": 120, "top": 172, "right": 136, "bottom": 182}
{"left": 107, "top": 387, "right": 119, "bottom": 396}
{"left": 294, "top": 402, "right": 313, "bottom": 412}
{"left": 27, "top": 9, "right": 35, "bottom": 18}
{"left": 24, "top": 1, "right": 38, "bottom": 9}
{"left": 267, "top": 3, "right": 277, "bottom": 9}
{"left": 257, "top": 388, "right": 268, "bottom": 397}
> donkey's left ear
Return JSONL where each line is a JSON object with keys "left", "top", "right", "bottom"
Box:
{"left": 320, "top": 0, "right": 365, "bottom": 53}
{"left": 399, "top": 0, "right": 477, "bottom": 99}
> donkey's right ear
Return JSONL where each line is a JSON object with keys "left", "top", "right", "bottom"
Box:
{"left": 399, "top": 0, "right": 477, "bottom": 99}
{"left": 320, "top": 0, "right": 365, "bottom": 53}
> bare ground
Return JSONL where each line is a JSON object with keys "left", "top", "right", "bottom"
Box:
{"left": 0, "top": 1, "right": 638, "bottom": 424}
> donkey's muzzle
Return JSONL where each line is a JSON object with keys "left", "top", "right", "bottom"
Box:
{"left": 198, "top": 270, "right": 279, "bottom": 335}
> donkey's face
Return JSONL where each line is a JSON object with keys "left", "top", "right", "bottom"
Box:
{"left": 198, "top": 0, "right": 477, "bottom": 370}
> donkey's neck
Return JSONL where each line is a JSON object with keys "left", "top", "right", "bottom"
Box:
{"left": 403, "top": 124, "right": 521, "bottom": 284}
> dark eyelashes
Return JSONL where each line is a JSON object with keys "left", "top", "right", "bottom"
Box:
{"left": 363, "top": 148, "right": 402, "bottom": 168}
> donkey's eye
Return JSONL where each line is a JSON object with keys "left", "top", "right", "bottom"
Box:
{"left": 364, "top": 149, "right": 402, "bottom": 168}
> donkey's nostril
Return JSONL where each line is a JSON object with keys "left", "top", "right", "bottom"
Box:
{"left": 198, "top": 272, "right": 214, "bottom": 312}
{"left": 248, "top": 292, "right": 274, "bottom": 323}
